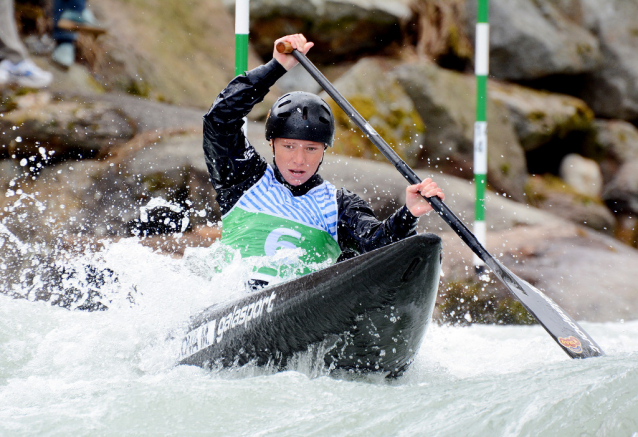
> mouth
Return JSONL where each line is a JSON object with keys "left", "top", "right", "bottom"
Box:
{"left": 288, "top": 169, "right": 306, "bottom": 177}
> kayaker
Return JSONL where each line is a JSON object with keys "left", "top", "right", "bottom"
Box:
{"left": 203, "top": 34, "right": 444, "bottom": 287}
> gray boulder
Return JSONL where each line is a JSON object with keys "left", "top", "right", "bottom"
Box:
{"left": 322, "top": 155, "right": 560, "bottom": 233}
{"left": 526, "top": 174, "right": 615, "bottom": 234}
{"left": 87, "top": 131, "right": 219, "bottom": 236}
{"left": 0, "top": 160, "right": 110, "bottom": 244}
{"left": 240, "top": 0, "right": 412, "bottom": 63}
{"left": 409, "top": 0, "right": 473, "bottom": 66}
{"left": 594, "top": 119, "right": 638, "bottom": 163}
{"left": 0, "top": 159, "right": 25, "bottom": 190}
{"left": 465, "top": 0, "right": 601, "bottom": 80}
{"left": 603, "top": 159, "right": 638, "bottom": 215}
{"left": 319, "top": 57, "right": 426, "bottom": 167}
{"left": 439, "top": 221, "right": 638, "bottom": 323}
{"left": 276, "top": 65, "right": 322, "bottom": 94}
{"left": 592, "top": 119, "right": 638, "bottom": 183}
{"left": 87, "top": 93, "right": 204, "bottom": 134}
{"left": 0, "top": 91, "right": 135, "bottom": 161}
{"left": 559, "top": 153, "right": 603, "bottom": 197}
{"left": 578, "top": 0, "right": 638, "bottom": 120}
{"left": 395, "top": 59, "right": 527, "bottom": 200}
{"left": 489, "top": 81, "right": 595, "bottom": 153}
{"left": 0, "top": 131, "right": 218, "bottom": 243}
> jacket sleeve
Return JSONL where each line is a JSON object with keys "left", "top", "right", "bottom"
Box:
{"left": 202, "top": 59, "right": 287, "bottom": 215}
{"left": 336, "top": 188, "right": 419, "bottom": 258}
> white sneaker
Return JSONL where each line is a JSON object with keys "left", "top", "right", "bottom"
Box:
{"left": 0, "top": 59, "right": 53, "bottom": 88}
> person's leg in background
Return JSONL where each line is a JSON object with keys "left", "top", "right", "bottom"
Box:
{"left": 0, "top": 0, "right": 30, "bottom": 64}
{"left": 51, "top": 0, "right": 83, "bottom": 67}
{"left": 0, "top": 0, "right": 52, "bottom": 87}
{"left": 52, "top": 0, "right": 105, "bottom": 68}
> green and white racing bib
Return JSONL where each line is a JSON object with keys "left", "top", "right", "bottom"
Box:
{"left": 221, "top": 165, "right": 341, "bottom": 279}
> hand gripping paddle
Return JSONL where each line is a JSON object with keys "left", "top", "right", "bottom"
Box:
{"left": 277, "top": 41, "right": 604, "bottom": 359}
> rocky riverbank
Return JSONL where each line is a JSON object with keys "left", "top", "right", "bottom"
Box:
{"left": 2, "top": 0, "right": 638, "bottom": 323}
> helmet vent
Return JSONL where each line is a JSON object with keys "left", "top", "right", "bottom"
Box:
{"left": 302, "top": 106, "right": 308, "bottom": 120}
{"left": 278, "top": 99, "right": 292, "bottom": 108}
{"left": 278, "top": 111, "right": 292, "bottom": 118}
{"left": 319, "top": 116, "right": 330, "bottom": 125}
{"left": 320, "top": 105, "right": 331, "bottom": 115}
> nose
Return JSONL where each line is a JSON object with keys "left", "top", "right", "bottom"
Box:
{"left": 292, "top": 147, "right": 306, "bottom": 165}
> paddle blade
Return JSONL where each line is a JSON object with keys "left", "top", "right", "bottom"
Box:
{"left": 485, "top": 258, "right": 604, "bottom": 358}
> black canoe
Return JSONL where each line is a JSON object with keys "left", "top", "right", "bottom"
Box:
{"left": 178, "top": 233, "right": 442, "bottom": 377}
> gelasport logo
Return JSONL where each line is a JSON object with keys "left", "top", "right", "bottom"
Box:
{"left": 558, "top": 336, "right": 583, "bottom": 354}
{"left": 179, "top": 292, "right": 277, "bottom": 360}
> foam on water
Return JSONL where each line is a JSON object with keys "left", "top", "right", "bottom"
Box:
{"left": 1, "top": 236, "right": 638, "bottom": 436}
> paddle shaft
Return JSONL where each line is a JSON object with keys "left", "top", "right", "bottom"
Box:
{"left": 276, "top": 41, "right": 604, "bottom": 358}
{"left": 276, "top": 42, "right": 491, "bottom": 263}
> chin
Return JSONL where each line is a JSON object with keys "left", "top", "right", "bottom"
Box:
{"left": 286, "top": 178, "right": 306, "bottom": 186}
{"left": 285, "top": 173, "right": 309, "bottom": 186}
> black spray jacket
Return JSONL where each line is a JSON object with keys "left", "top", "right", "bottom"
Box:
{"left": 202, "top": 59, "right": 418, "bottom": 260}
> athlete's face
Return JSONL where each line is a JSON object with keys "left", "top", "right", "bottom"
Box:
{"left": 272, "top": 138, "right": 326, "bottom": 186}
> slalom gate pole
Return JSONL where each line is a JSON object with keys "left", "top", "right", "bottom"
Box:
{"left": 473, "top": 0, "right": 489, "bottom": 267}
{"left": 235, "top": 0, "right": 249, "bottom": 134}
{"left": 235, "top": 0, "right": 249, "bottom": 77}
{"left": 276, "top": 41, "right": 605, "bottom": 359}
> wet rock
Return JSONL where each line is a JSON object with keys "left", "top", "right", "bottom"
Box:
{"left": 591, "top": 119, "right": 638, "bottom": 184}
{"left": 0, "top": 91, "right": 135, "bottom": 161}
{"left": 395, "top": 59, "right": 527, "bottom": 200}
{"left": 437, "top": 278, "right": 535, "bottom": 325}
{"left": 409, "top": 0, "right": 473, "bottom": 70}
{"left": 0, "top": 160, "right": 117, "bottom": 243}
{"left": 0, "top": 131, "right": 219, "bottom": 243}
{"left": 90, "top": 131, "right": 219, "bottom": 235}
{"left": 33, "top": 56, "right": 105, "bottom": 96}
{"left": 276, "top": 65, "right": 323, "bottom": 95}
{"left": 79, "top": 0, "right": 242, "bottom": 109}
{"left": 437, "top": 222, "right": 638, "bottom": 323}
{"left": 320, "top": 57, "right": 426, "bottom": 167}
{"left": 578, "top": 0, "right": 638, "bottom": 120}
{"left": 559, "top": 153, "right": 603, "bottom": 197}
{"left": 243, "top": 0, "right": 412, "bottom": 63}
{"left": 489, "top": 81, "right": 595, "bottom": 153}
{"left": 85, "top": 93, "right": 203, "bottom": 134}
{"left": 465, "top": 0, "right": 601, "bottom": 81}
{"left": 0, "top": 159, "right": 25, "bottom": 190}
{"left": 526, "top": 174, "right": 614, "bottom": 233}
{"left": 602, "top": 159, "right": 638, "bottom": 216}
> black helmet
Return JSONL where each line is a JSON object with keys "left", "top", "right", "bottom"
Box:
{"left": 265, "top": 92, "right": 335, "bottom": 147}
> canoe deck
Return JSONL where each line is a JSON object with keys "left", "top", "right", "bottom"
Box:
{"left": 178, "top": 233, "right": 442, "bottom": 377}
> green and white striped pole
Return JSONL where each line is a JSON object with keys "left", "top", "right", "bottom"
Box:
{"left": 474, "top": 0, "right": 489, "bottom": 267}
{"left": 235, "top": 0, "right": 249, "bottom": 76}
{"left": 235, "top": 0, "right": 249, "bottom": 134}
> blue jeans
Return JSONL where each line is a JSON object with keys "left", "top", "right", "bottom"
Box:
{"left": 52, "top": 0, "right": 86, "bottom": 44}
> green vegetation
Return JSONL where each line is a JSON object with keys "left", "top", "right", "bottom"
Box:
{"left": 328, "top": 91, "right": 426, "bottom": 166}
{"left": 525, "top": 174, "right": 605, "bottom": 207}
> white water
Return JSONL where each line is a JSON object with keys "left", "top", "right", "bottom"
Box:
{"left": 1, "top": 237, "right": 638, "bottom": 436}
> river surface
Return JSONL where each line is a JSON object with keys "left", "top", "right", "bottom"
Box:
{"left": 1, "top": 237, "right": 638, "bottom": 436}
